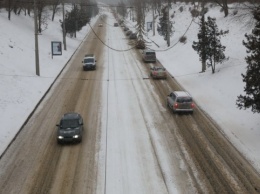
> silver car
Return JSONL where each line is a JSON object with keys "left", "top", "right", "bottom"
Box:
{"left": 150, "top": 67, "right": 167, "bottom": 79}
{"left": 167, "top": 91, "right": 195, "bottom": 114}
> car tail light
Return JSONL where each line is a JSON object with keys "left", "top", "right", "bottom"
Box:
{"left": 174, "top": 103, "right": 178, "bottom": 108}
{"left": 191, "top": 103, "right": 195, "bottom": 108}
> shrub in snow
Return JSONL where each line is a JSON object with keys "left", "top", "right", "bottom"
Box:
{"left": 190, "top": 8, "right": 200, "bottom": 18}
{"left": 179, "top": 36, "right": 187, "bottom": 43}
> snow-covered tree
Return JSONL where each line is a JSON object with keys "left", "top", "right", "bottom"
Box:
{"left": 192, "top": 14, "right": 207, "bottom": 72}
{"left": 193, "top": 16, "right": 228, "bottom": 73}
{"left": 237, "top": 8, "right": 260, "bottom": 113}
{"left": 157, "top": 5, "right": 173, "bottom": 42}
{"left": 135, "top": 0, "right": 146, "bottom": 49}
{"left": 206, "top": 16, "right": 229, "bottom": 73}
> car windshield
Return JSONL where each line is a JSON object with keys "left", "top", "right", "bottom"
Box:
{"left": 61, "top": 119, "right": 79, "bottom": 129}
{"left": 84, "top": 58, "right": 94, "bottom": 63}
{"left": 177, "top": 97, "right": 192, "bottom": 103}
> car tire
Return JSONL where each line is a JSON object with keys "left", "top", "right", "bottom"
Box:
{"left": 166, "top": 100, "right": 171, "bottom": 109}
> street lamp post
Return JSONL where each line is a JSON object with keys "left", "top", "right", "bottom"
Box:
{"left": 62, "top": 1, "right": 67, "bottom": 50}
{"left": 34, "top": 0, "right": 40, "bottom": 76}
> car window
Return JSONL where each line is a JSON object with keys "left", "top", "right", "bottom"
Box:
{"left": 177, "top": 97, "right": 192, "bottom": 103}
{"left": 170, "top": 93, "right": 176, "bottom": 100}
{"left": 61, "top": 119, "right": 79, "bottom": 129}
{"left": 84, "top": 58, "right": 94, "bottom": 63}
{"left": 146, "top": 52, "right": 155, "bottom": 56}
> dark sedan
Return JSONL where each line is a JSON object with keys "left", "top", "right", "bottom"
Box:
{"left": 56, "top": 112, "right": 84, "bottom": 144}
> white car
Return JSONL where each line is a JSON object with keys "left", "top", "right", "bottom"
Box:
{"left": 82, "top": 54, "right": 96, "bottom": 70}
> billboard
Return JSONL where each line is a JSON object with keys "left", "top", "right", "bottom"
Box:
{"left": 51, "top": 41, "right": 62, "bottom": 56}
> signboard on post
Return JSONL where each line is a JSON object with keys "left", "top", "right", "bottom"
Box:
{"left": 51, "top": 41, "right": 62, "bottom": 58}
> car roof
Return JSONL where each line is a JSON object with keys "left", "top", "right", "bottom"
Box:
{"left": 84, "top": 54, "right": 94, "bottom": 58}
{"left": 62, "top": 112, "right": 81, "bottom": 120}
{"left": 174, "top": 91, "right": 191, "bottom": 98}
{"left": 144, "top": 49, "right": 155, "bottom": 53}
{"left": 152, "top": 67, "right": 165, "bottom": 70}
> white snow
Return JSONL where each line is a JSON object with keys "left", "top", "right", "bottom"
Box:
{"left": 0, "top": 2, "right": 260, "bottom": 190}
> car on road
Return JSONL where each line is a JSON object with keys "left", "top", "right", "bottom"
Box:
{"left": 82, "top": 54, "right": 96, "bottom": 70}
{"left": 150, "top": 67, "right": 167, "bottom": 79}
{"left": 166, "top": 91, "right": 195, "bottom": 114}
{"left": 98, "top": 23, "right": 103, "bottom": 27}
{"left": 142, "top": 49, "right": 156, "bottom": 62}
{"left": 114, "top": 22, "right": 119, "bottom": 27}
{"left": 56, "top": 112, "right": 84, "bottom": 144}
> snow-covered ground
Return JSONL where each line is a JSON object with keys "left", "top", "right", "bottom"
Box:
{"left": 0, "top": 2, "right": 260, "bottom": 176}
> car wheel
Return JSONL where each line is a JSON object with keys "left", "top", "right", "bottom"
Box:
{"left": 166, "top": 100, "right": 171, "bottom": 108}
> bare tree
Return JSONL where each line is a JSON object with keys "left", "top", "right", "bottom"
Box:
{"left": 214, "top": 0, "right": 229, "bottom": 17}
{"left": 50, "top": 0, "right": 61, "bottom": 21}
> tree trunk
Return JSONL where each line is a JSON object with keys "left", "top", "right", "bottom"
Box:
{"left": 201, "top": 15, "right": 206, "bottom": 72}
{"left": 8, "top": 0, "right": 11, "bottom": 20}
{"left": 223, "top": 1, "right": 228, "bottom": 17}
{"left": 38, "top": 10, "right": 42, "bottom": 33}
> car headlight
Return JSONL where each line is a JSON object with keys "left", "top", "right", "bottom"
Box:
{"left": 73, "top": 135, "right": 79, "bottom": 138}
{"left": 58, "top": 136, "right": 64, "bottom": 139}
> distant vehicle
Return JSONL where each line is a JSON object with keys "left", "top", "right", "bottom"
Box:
{"left": 82, "top": 54, "right": 96, "bottom": 70}
{"left": 129, "top": 33, "right": 137, "bottom": 39}
{"left": 126, "top": 30, "right": 132, "bottom": 36}
{"left": 98, "top": 23, "right": 103, "bottom": 27}
{"left": 142, "top": 49, "right": 156, "bottom": 62}
{"left": 123, "top": 27, "right": 129, "bottom": 31}
{"left": 150, "top": 67, "right": 167, "bottom": 79}
{"left": 166, "top": 91, "right": 195, "bottom": 114}
{"left": 56, "top": 112, "right": 84, "bottom": 144}
{"left": 114, "top": 22, "right": 119, "bottom": 27}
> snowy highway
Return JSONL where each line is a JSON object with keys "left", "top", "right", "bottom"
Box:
{"left": 0, "top": 13, "right": 259, "bottom": 194}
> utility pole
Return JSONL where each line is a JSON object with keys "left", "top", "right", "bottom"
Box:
{"left": 62, "top": 1, "right": 67, "bottom": 50}
{"left": 152, "top": 7, "right": 155, "bottom": 36}
{"left": 167, "top": 0, "right": 170, "bottom": 47}
{"left": 34, "top": 0, "right": 40, "bottom": 76}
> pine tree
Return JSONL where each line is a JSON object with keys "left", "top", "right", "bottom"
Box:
{"left": 206, "top": 17, "right": 228, "bottom": 73}
{"left": 157, "top": 6, "right": 173, "bottom": 42}
{"left": 192, "top": 16, "right": 228, "bottom": 73}
{"left": 192, "top": 14, "right": 207, "bottom": 72}
{"left": 237, "top": 9, "right": 260, "bottom": 113}
{"left": 135, "top": 0, "right": 146, "bottom": 49}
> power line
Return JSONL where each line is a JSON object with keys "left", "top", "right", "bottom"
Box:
{"left": 147, "top": 18, "right": 195, "bottom": 52}
{"left": 88, "top": 22, "right": 137, "bottom": 52}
